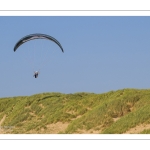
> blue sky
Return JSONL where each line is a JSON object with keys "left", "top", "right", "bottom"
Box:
{"left": 1, "top": 16, "right": 150, "bottom": 98}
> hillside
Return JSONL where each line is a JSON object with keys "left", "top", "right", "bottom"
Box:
{"left": 1, "top": 89, "right": 150, "bottom": 134}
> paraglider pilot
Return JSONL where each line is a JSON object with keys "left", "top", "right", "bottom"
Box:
{"left": 33, "top": 71, "right": 39, "bottom": 78}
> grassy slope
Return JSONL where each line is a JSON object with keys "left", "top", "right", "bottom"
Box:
{"left": 1, "top": 89, "right": 150, "bottom": 134}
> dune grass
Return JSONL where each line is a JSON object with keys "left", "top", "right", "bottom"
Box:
{"left": 1, "top": 89, "right": 150, "bottom": 133}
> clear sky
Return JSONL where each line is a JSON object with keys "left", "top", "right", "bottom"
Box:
{"left": 1, "top": 16, "right": 150, "bottom": 98}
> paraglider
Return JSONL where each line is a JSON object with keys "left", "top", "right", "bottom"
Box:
{"left": 14, "top": 33, "right": 64, "bottom": 78}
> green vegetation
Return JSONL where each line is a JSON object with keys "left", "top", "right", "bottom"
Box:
{"left": 1, "top": 89, "right": 150, "bottom": 134}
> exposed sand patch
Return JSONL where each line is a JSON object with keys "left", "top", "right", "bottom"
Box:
{"left": 124, "top": 123, "right": 150, "bottom": 134}
{"left": 113, "top": 117, "right": 120, "bottom": 122}
{"left": 71, "top": 115, "right": 82, "bottom": 121}
{"left": 75, "top": 129, "right": 100, "bottom": 134}
{"left": 75, "top": 125, "right": 104, "bottom": 134}
{"left": 39, "top": 104, "right": 45, "bottom": 108}
{"left": 46, "top": 122, "right": 69, "bottom": 133}
{"left": 25, "top": 122, "right": 69, "bottom": 134}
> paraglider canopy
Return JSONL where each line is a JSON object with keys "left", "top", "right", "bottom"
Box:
{"left": 14, "top": 33, "right": 64, "bottom": 52}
